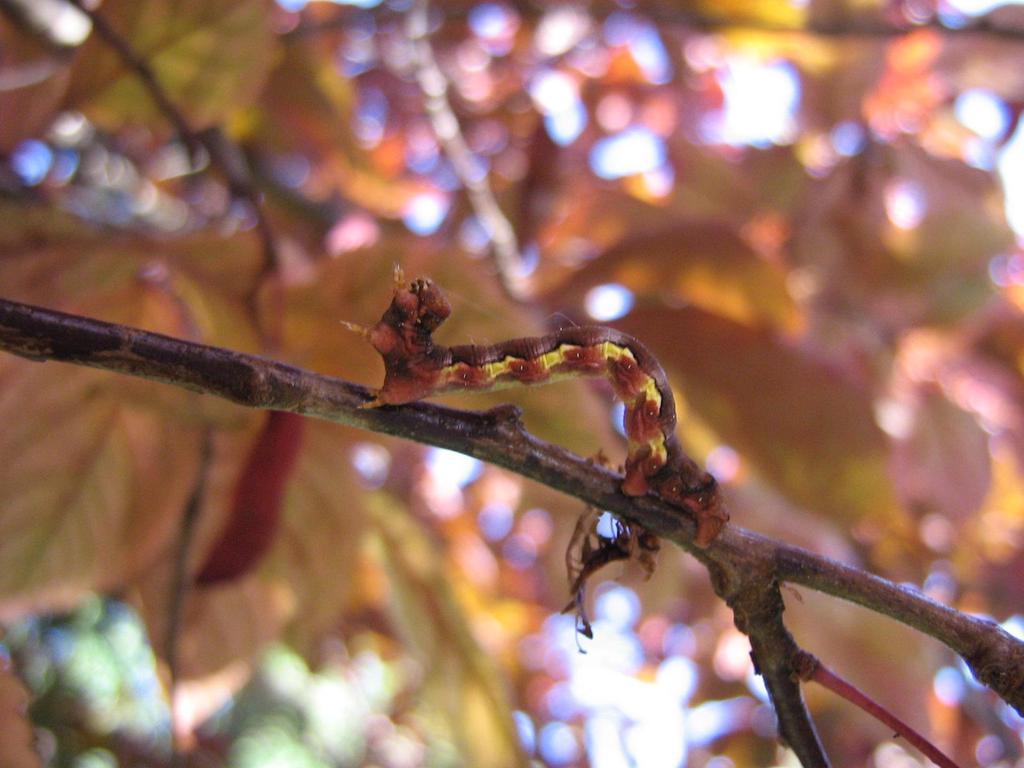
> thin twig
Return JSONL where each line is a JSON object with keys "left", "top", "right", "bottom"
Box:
{"left": 64, "top": 0, "right": 279, "bottom": 278}
{"left": 405, "top": 0, "right": 527, "bottom": 300}
{"left": 165, "top": 429, "right": 214, "bottom": 768}
{"left": 794, "top": 652, "right": 961, "bottom": 768}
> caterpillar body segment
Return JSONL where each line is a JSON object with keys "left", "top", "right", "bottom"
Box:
{"left": 354, "top": 277, "right": 727, "bottom": 546}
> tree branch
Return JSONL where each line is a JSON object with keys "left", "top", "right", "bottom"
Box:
{"left": 702, "top": 525, "right": 1024, "bottom": 716}
{"left": 2, "top": 298, "right": 1023, "bottom": 754}
{"left": 715, "top": 566, "right": 829, "bottom": 766}
{"left": 775, "top": 540, "right": 1024, "bottom": 714}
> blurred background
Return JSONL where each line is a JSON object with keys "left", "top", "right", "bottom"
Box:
{"left": 2, "top": 0, "right": 1024, "bottom": 765}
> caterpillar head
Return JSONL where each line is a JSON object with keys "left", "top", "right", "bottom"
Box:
{"left": 359, "top": 277, "right": 453, "bottom": 405}
{"left": 656, "top": 471, "right": 727, "bottom": 548}
{"left": 405, "top": 278, "right": 452, "bottom": 333}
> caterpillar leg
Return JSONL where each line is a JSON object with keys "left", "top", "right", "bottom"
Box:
{"left": 339, "top": 321, "right": 388, "bottom": 407}
{"left": 339, "top": 320, "right": 372, "bottom": 340}
{"left": 690, "top": 498, "right": 728, "bottom": 547}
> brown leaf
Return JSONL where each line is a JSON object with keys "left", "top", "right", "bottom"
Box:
{"left": 787, "top": 589, "right": 938, "bottom": 751}
{"left": 528, "top": 142, "right": 807, "bottom": 294}
{"left": 969, "top": 450, "right": 1024, "bottom": 614}
{"left": 795, "top": 143, "right": 1013, "bottom": 326}
{"left": 250, "top": 41, "right": 427, "bottom": 218}
{"left": 0, "top": 208, "right": 264, "bottom": 370}
{"left": 0, "top": 201, "right": 94, "bottom": 252}
{"left": 0, "top": 318, "right": 203, "bottom": 619}
{"left": 573, "top": 220, "right": 799, "bottom": 330}
{"left": 690, "top": 0, "right": 805, "bottom": 28}
{"left": 136, "top": 419, "right": 369, "bottom": 675}
{"left": 64, "top": 0, "right": 276, "bottom": 131}
{"left": 618, "top": 305, "right": 899, "bottom": 526}
{"left": 131, "top": 421, "right": 268, "bottom": 680}
{"left": 0, "top": 219, "right": 262, "bottom": 617}
{"left": 139, "top": 565, "right": 287, "bottom": 681}
{"left": 890, "top": 385, "right": 991, "bottom": 523}
{"left": 270, "top": 421, "right": 369, "bottom": 654}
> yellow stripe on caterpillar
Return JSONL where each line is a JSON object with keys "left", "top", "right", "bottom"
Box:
{"left": 602, "top": 343, "right": 662, "bottom": 401}
{"left": 538, "top": 348, "right": 566, "bottom": 371}
{"left": 484, "top": 357, "right": 514, "bottom": 380}
{"left": 628, "top": 426, "right": 669, "bottom": 462}
{"left": 354, "top": 275, "right": 727, "bottom": 547}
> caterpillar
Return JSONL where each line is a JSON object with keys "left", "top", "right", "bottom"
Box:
{"left": 346, "top": 273, "right": 727, "bottom": 547}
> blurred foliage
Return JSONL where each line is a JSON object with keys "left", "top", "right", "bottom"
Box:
{"left": 1, "top": 0, "right": 1024, "bottom": 766}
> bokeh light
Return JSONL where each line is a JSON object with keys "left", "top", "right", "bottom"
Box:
{"left": 585, "top": 283, "right": 635, "bottom": 321}
{"left": 704, "top": 59, "right": 800, "bottom": 147}
{"left": 590, "top": 127, "right": 666, "bottom": 179}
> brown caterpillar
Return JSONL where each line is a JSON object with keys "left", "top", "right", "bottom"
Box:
{"left": 346, "top": 273, "right": 727, "bottom": 546}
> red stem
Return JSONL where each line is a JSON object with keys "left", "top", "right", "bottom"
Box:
{"left": 803, "top": 655, "right": 961, "bottom": 768}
